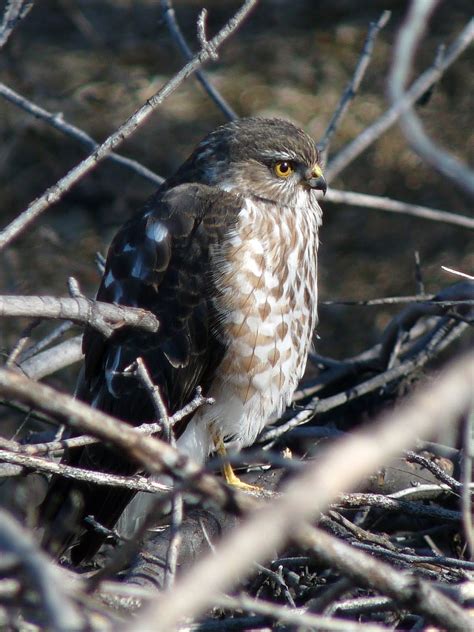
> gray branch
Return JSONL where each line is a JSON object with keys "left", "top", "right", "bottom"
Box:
{"left": 0, "top": 82, "right": 164, "bottom": 187}
{"left": 0, "top": 294, "right": 159, "bottom": 337}
{"left": 388, "top": 4, "right": 474, "bottom": 198}
{"left": 0, "top": 0, "right": 258, "bottom": 251}
{"left": 326, "top": 17, "right": 474, "bottom": 182}
{"left": 325, "top": 188, "right": 474, "bottom": 229}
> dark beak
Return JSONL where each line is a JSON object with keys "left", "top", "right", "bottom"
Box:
{"left": 305, "top": 166, "right": 327, "bottom": 195}
{"left": 308, "top": 174, "right": 327, "bottom": 195}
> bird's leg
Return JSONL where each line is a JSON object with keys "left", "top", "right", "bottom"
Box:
{"left": 213, "top": 434, "right": 260, "bottom": 492}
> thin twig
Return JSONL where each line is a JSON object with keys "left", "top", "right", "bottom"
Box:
{"left": 0, "top": 387, "right": 212, "bottom": 456}
{"left": 389, "top": 6, "right": 474, "bottom": 198}
{"left": 300, "top": 525, "right": 472, "bottom": 632}
{"left": 318, "top": 10, "right": 390, "bottom": 161}
{"left": 18, "top": 335, "right": 83, "bottom": 380}
{"left": 130, "top": 356, "right": 183, "bottom": 587}
{"left": 0, "top": 368, "right": 247, "bottom": 512}
{"left": 335, "top": 492, "right": 461, "bottom": 523}
{"left": 129, "top": 352, "right": 474, "bottom": 631}
{"left": 442, "top": 266, "right": 474, "bottom": 281}
{"left": 161, "top": 0, "right": 238, "bottom": 121}
{"left": 404, "top": 450, "right": 462, "bottom": 492}
{"left": 0, "top": 0, "right": 33, "bottom": 49}
{"left": 325, "top": 188, "right": 474, "bottom": 229}
{"left": 131, "top": 357, "right": 171, "bottom": 440}
{"left": 0, "top": 82, "right": 163, "bottom": 186}
{"left": 0, "top": 0, "right": 258, "bottom": 251}
{"left": 18, "top": 320, "right": 74, "bottom": 363}
{"left": 5, "top": 319, "right": 40, "bottom": 367}
{"left": 215, "top": 593, "right": 387, "bottom": 632}
{"left": 0, "top": 294, "right": 159, "bottom": 337}
{"left": 0, "top": 449, "right": 171, "bottom": 492}
{"left": 326, "top": 18, "right": 474, "bottom": 181}
{"left": 0, "top": 508, "right": 83, "bottom": 631}
{"left": 461, "top": 408, "right": 474, "bottom": 559}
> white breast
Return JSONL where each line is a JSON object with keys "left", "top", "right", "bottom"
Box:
{"left": 177, "top": 194, "right": 321, "bottom": 463}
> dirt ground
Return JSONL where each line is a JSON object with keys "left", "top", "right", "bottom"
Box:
{"left": 0, "top": 0, "right": 472, "bottom": 381}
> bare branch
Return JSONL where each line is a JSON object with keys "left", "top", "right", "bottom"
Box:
{"left": 326, "top": 18, "right": 474, "bottom": 182}
{"left": 18, "top": 321, "right": 74, "bottom": 363}
{"left": 0, "top": 0, "right": 258, "bottom": 251}
{"left": 18, "top": 336, "right": 83, "bottom": 380}
{"left": 161, "top": 0, "right": 238, "bottom": 120}
{"left": 299, "top": 525, "right": 473, "bottom": 632}
{"left": 0, "top": 368, "right": 250, "bottom": 511}
{"left": 130, "top": 351, "right": 473, "bottom": 630}
{"left": 0, "top": 294, "right": 159, "bottom": 337}
{"left": 442, "top": 266, "right": 474, "bottom": 281}
{"left": 215, "top": 594, "right": 387, "bottom": 632}
{"left": 0, "top": 82, "right": 164, "bottom": 186}
{"left": 0, "top": 448, "right": 170, "bottom": 493}
{"left": 0, "top": 508, "right": 83, "bottom": 630}
{"left": 461, "top": 410, "right": 474, "bottom": 559}
{"left": 0, "top": 387, "right": 211, "bottom": 457}
{"left": 325, "top": 188, "right": 474, "bottom": 229}
{"left": 0, "top": 0, "right": 33, "bottom": 49}
{"left": 388, "top": 5, "right": 474, "bottom": 198}
{"left": 318, "top": 10, "right": 390, "bottom": 161}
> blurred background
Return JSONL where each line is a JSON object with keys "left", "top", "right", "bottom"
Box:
{"left": 0, "top": 0, "right": 472, "bottom": 393}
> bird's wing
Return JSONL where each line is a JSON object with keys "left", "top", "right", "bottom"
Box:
{"left": 41, "top": 182, "right": 242, "bottom": 562}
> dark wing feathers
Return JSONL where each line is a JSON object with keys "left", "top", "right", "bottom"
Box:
{"left": 41, "top": 183, "right": 241, "bottom": 562}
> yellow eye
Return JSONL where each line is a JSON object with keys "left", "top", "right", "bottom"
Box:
{"left": 274, "top": 161, "right": 295, "bottom": 178}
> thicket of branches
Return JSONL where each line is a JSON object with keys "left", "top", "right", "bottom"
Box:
{"left": 0, "top": 1, "right": 473, "bottom": 630}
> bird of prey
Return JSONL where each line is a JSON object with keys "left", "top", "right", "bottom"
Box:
{"left": 41, "top": 117, "right": 326, "bottom": 562}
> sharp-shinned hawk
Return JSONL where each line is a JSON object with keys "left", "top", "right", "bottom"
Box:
{"left": 41, "top": 117, "right": 327, "bottom": 562}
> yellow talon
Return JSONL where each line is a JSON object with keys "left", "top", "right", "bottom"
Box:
{"left": 214, "top": 434, "right": 261, "bottom": 492}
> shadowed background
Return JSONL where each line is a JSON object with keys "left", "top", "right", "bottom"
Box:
{"left": 0, "top": 0, "right": 472, "bottom": 388}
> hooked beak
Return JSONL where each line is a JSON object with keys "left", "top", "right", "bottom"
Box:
{"left": 305, "top": 165, "right": 327, "bottom": 195}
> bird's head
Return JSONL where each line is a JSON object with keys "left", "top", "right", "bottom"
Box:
{"left": 178, "top": 117, "right": 327, "bottom": 208}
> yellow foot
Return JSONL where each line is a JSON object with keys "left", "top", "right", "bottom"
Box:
{"left": 222, "top": 460, "right": 261, "bottom": 492}
{"left": 213, "top": 434, "right": 261, "bottom": 492}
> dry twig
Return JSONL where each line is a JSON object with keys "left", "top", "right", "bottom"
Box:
{"left": 326, "top": 17, "right": 474, "bottom": 181}
{"left": 0, "top": 0, "right": 258, "bottom": 251}
{"left": 130, "top": 351, "right": 473, "bottom": 630}
{"left": 0, "top": 294, "right": 159, "bottom": 337}
{"left": 325, "top": 188, "right": 474, "bottom": 229}
{"left": 318, "top": 10, "right": 390, "bottom": 161}
{"left": 389, "top": 3, "right": 474, "bottom": 198}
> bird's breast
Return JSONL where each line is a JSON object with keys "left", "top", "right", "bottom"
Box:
{"left": 209, "top": 196, "right": 320, "bottom": 426}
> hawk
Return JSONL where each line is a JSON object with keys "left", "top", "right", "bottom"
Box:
{"left": 41, "top": 117, "right": 326, "bottom": 562}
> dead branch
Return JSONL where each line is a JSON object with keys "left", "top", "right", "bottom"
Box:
{"left": 0, "top": 368, "right": 253, "bottom": 512}
{"left": 0, "top": 0, "right": 258, "bottom": 251}
{"left": 0, "top": 0, "right": 33, "bottom": 49}
{"left": 161, "top": 0, "right": 238, "bottom": 121}
{"left": 389, "top": 4, "right": 474, "bottom": 198}
{"left": 0, "top": 508, "right": 83, "bottom": 631}
{"left": 325, "top": 188, "right": 474, "bottom": 229}
{"left": 0, "top": 448, "right": 170, "bottom": 493}
{"left": 0, "top": 294, "right": 159, "bottom": 337}
{"left": 18, "top": 335, "right": 83, "bottom": 380}
{"left": 0, "top": 386, "right": 212, "bottom": 457}
{"left": 326, "top": 17, "right": 474, "bottom": 181}
{"left": 461, "top": 411, "right": 474, "bottom": 559}
{"left": 130, "top": 351, "right": 473, "bottom": 630}
{"left": 298, "top": 525, "right": 472, "bottom": 632}
{"left": 214, "top": 594, "right": 387, "bottom": 632}
{"left": 318, "top": 10, "right": 390, "bottom": 161}
{"left": 0, "top": 82, "right": 163, "bottom": 187}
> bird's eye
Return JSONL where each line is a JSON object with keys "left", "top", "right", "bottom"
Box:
{"left": 273, "top": 161, "right": 295, "bottom": 178}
